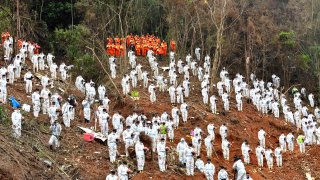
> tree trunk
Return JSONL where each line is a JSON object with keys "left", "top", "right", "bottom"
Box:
{"left": 210, "top": 27, "right": 223, "bottom": 85}
{"left": 16, "top": 0, "right": 20, "bottom": 39}
{"left": 209, "top": 0, "right": 227, "bottom": 86}
{"left": 245, "top": 57, "right": 250, "bottom": 83}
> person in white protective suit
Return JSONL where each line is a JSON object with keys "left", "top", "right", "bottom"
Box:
{"left": 135, "top": 140, "right": 148, "bottom": 172}
{"left": 98, "top": 85, "right": 106, "bottom": 101}
{"left": 41, "top": 74, "right": 50, "bottom": 89}
{"left": 236, "top": 92, "right": 243, "bottom": 112}
{"left": 204, "top": 135, "right": 213, "bottom": 158}
{"left": 183, "top": 78, "right": 190, "bottom": 97}
{"left": 47, "top": 53, "right": 55, "bottom": 67}
{"left": 192, "top": 133, "right": 201, "bottom": 156}
{"left": 210, "top": 95, "right": 218, "bottom": 114}
{"left": 31, "top": 55, "right": 39, "bottom": 72}
{"left": 176, "top": 85, "right": 184, "bottom": 104}
{"left": 207, "top": 123, "right": 215, "bottom": 141}
{"left": 32, "top": 89, "right": 41, "bottom": 117}
{"left": 202, "top": 86, "right": 209, "bottom": 104}
{"left": 232, "top": 156, "right": 246, "bottom": 180}
{"left": 24, "top": 71, "right": 33, "bottom": 94}
{"left": 142, "top": 71, "right": 149, "bottom": 88}
{"left": 117, "top": 161, "right": 132, "bottom": 180}
{"left": 176, "top": 138, "right": 187, "bottom": 165}
{"left": 105, "top": 170, "right": 118, "bottom": 180}
{"left": 241, "top": 140, "right": 251, "bottom": 165}
{"left": 110, "top": 62, "right": 117, "bottom": 79}
{"left": 41, "top": 87, "right": 51, "bottom": 114}
{"left": 82, "top": 98, "right": 91, "bottom": 124}
{"left": 222, "top": 92, "right": 230, "bottom": 112}
{"left": 279, "top": 133, "right": 287, "bottom": 152}
{"left": 38, "top": 53, "right": 46, "bottom": 70}
{"left": 274, "top": 146, "right": 282, "bottom": 167}
{"left": 59, "top": 63, "right": 67, "bottom": 81}
{"left": 75, "top": 75, "right": 85, "bottom": 93}
{"left": 255, "top": 144, "right": 265, "bottom": 168}
{"left": 195, "top": 47, "right": 201, "bottom": 61}
{"left": 122, "top": 125, "right": 134, "bottom": 157}
{"left": 258, "top": 128, "right": 266, "bottom": 148}
{"left": 171, "top": 106, "right": 179, "bottom": 128}
{"left": 148, "top": 84, "right": 156, "bottom": 103}
{"left": 7, "top": 64, "right": 15, "bottom": 84}
{"left": 204, "top": 159, "right": 215, "bottom": 180}
{"left": 11, "top": 109, "right": 23, "bottom": 138}
{"left": 265, "top": 147, "right": 273, "bottom": 170}
{"left": 217, "top": 166, "right": 229, "bottom": 180}
{"left": 180, "top": 102, "right": 188, "bottom": 123}
{"left": 157, "top": 138, "right": 167, "bottom": 172}
{"left": 50, "top": 62, "right": 58, "bottom": 80}
{"left": 99, "top": 109, "right": 110, "bottom": 136}
{"left": 168, "top": 84, "right": 176, "bottom": 104}
{"left": 195, "top": 156, "right": 204, "bottom": 173}
{"left": 222, "top": 139, "right": 231, "bottom": 160}
{"left": 48, "top": 101, "right": 60, "bottom": 124}
{"left": 108, "top": 129, "right": 119, "bottom": 163}
{"left": 13, "top": 56, "right": 22, "bottom": 78}
{"left": 219, "top": 124, "right": 228, "bottom": 141}
{"left": 185, "top": 143, "right": 195, "bottom": 176}
{"left": 49, "top": 120, "right": 62, "bottom": 150}
{"left": 62, "top": 102, "right": 73, "bottom": 127}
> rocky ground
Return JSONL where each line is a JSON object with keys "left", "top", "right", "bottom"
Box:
{"left": 0, "top": 56, "right": 319, "bottom": 180}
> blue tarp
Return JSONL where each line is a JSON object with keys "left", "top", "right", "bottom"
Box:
{"left": 9, "top": 96, "right": 20, "bottom": 108}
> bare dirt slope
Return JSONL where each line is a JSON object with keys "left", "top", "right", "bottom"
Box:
{"left": 0, "top": 57, "right": 319, "bottom": 180}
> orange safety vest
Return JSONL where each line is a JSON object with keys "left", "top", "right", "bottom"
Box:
{"left": 142, "top": 44, "right": 147, "bottom": 57}
{"left": 106, "top": 44, "right": 111, "bottom": 55}
{"left": 18, "top": 39, "right": 23, "bottom": 49}
{"left": 110, "top": 44, "right": 115, "bottom": 56}
{"left": 136, "top": 44, "right": 141, "bottom": 56}
{"left": 115, "top": 44, "right": 120, "bottom": 57}
{"left": 120, "top": 45, "right": 125, "bottom": 57}
{"left": 170, "top": 40, "right": 176, "bottom": 52}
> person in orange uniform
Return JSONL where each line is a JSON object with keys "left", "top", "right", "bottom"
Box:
{"left": 160, "top": 41, "right": 167, "bottom": 56}
{"left": 18, "top": 39, "right": 23, "bottom": 49}
{"left": 120, "top": 45, "right": 125, "bottom": 57}
{"left": 136, "top": 43, "right": 141, "bottom": 56}
{"left": 34, "top": 43, "right": 41, "bottom": 54}
{"left": 115, "top": 36, "right": 121, "bottom": 45}
{"left": 107, "top": 37, "right": 113, "bottom": 44}
{"left": 106, "top": 43, "right": 111, "bottom": 55}
{"left": 142, "top": 43, "right": 148, "bottom": 57}
{"left": 1, "top": 32, "right": 10, "bottom": 44}
{"left": 110, "top": 44, "right": 116, "bottom": 57}
{"left": 115, "top": 44, "right": 121, "bottom": 57}
{"left": 170, "top": 40, "right": 176, "bottom": 52}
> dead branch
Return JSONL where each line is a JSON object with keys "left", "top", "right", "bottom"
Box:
{"left": 283, "top": 84, "right": 301, "bottom": 95}
{"left": 86, "top": 46, "right": 122, "bottom": 98}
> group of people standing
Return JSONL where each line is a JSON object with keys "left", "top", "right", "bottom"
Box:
{"left": 2, "top": 32, "right": 319, "bottom": 180}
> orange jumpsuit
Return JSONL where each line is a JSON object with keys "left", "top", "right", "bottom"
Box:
{"left": 18, "top": 39, "right": 23, "bottom": 49}
{"left": 115, "top": 44, "right": 120, "bottom": 57}
{"left": 120, "top": 45, "right": 125, "bottom": 57}
{"left": 109, "top": 44, "right": 115, "bottom": 56}
{"left": 136, "top": 44, "right": 141, "bottom": 56}
{"left": 170, "top": 40, "right": 176, "bottom": 52}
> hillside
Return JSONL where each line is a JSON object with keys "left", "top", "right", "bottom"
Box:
{"left": 0, "top": 53, "right": 319, "bottom": 180}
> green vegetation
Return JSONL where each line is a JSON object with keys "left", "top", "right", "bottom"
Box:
{"left": 279, "top": 31, "right": 296, "bottom": 47}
